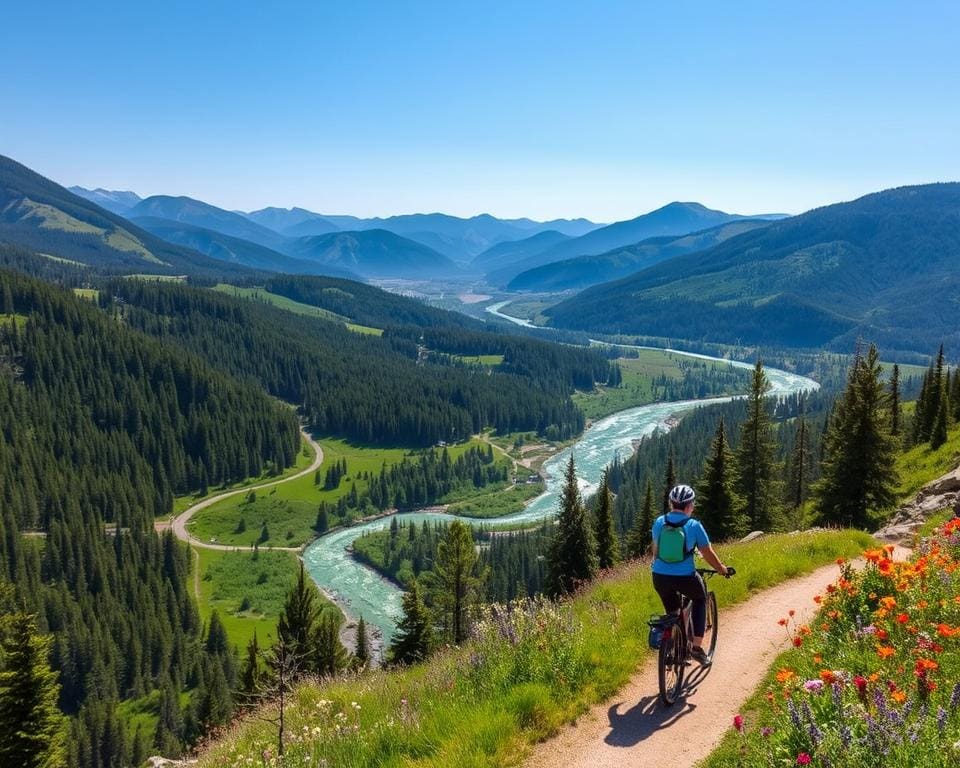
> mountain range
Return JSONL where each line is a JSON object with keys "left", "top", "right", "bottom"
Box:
{"left": 1, "top": 156, "right": 247, "bottom": 278}
{"left": 545, "top": 183, "right": 960, "bottom": 354}
{"left": 481, "top": 202, "right": 787, "bottom": 286}
{"left": 506, "top": 219, "right": 773, "bottom": 292}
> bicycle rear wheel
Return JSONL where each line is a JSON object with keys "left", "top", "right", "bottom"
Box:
{"left": 702, "top": 592, "right": 718, "bottom": 659}
{"left": 658, "top": 625, "right": 685, "bottom": 705}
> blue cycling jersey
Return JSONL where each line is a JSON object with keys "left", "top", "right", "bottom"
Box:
{"left": 651, "top": 512, "right": 710, "bottom": 575}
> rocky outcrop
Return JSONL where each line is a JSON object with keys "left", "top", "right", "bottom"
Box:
{"left": 875, "top": 465, "right": 960, "bottom": 543}
{"left": 147, "top": 758, "right": 197, "bottom": 768}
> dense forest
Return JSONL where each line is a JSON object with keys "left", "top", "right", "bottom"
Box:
{"left": 353, "top": 518, "right": 551, "bottom": 603}
{"left": 106, "top": 279, "right": 608, "bottom": 445}
{"left": 0, "top": 269, "right": 302, "bottom": 765}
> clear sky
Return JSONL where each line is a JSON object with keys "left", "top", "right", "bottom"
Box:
{"left": 2, "top": 1, "right": 958, "bottom": 221}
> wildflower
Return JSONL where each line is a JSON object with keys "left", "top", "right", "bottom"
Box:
{"left": 877, "top": 645, "right": 896, "bottom": 659}
{"left": 891, "top": 690, "right": 907, "bottom": 704}
{"left": 793, "top": 636, "right": 803, "bottom": 648}
{"left": 733, "top": 714, "right": 744, "bottom": 732}
{"left": 819, "top": 670, "right": 838, "bottom": 685}
{"left": 761, "top": 727, "right": 773, "bottom": 738}
{"left": 854, "top": 675, "right": 868, "bottom": 703}
{"left": 804, "top": 680, "right": 824, "bottom": 693}
{"left": 896, "top": 613, "right": 909, "bottom": 624}
{"left": 950, "top": 682, "right": 960, "bottom": 710}
{"left": 797, "top": 754, "right": 812, "bottom": 765}
{"left": 778, "top": 618, "right": 788, "bottom": 626}
{"left": 789, "top": 609, "right": 796, "bottom": 617}
{"left": 879, "top": 596, "right": 897, "bottom": 610}
{"left": 938, "top": 707, "right": 949, "bottom": 733}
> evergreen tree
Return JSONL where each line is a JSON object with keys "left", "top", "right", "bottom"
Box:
{"left": 315, "top": 504, "right": 329, "bottom": 533}
{"left": 424, "top": 520, "right": 484, "bottom": 644}
{"left": 354, "top": 616, "right": 370, "bottom": 667}
{"left": 815, "top": 345, "right": 899, "bottom": 528}
{"left": 277, "top": 563, "right": 319, "bottom": 670}
{"left": 0, "top": 609, "right": 66, "bottom": 768}
{"left": 625, "top": 480, "right": 655, "bottom": 559}
{"left": 789, "top": 416, "right": 811, "bottom": 512}
{"left": 931, "top": 386, "right": 950, "bottom": 450}
{"left": 698, "top": 417, "right": 745, "bottom": 541}
{"left": 951, "top": 367, "right": 960, "bottom": 422}
{"left": 312, "top": 614, "right": 346, "bottom": 677}
{"left": 889, "top": 363, "right": 902, "bottom": 438}
{"left": 239, "top": 633, "right": 262, "bottom": 701}
{"left": 592, "top": 470, "right": 618, "bottom": 569}
{"left": 389, "top": 580, "right": 434, "bottom": 665}
{"left": 546, "top": 456, "right": 597, "bottom": 596}
{"left": 662, "top": 450, "right": 676, "bottom": 513}
{"left": 734, "top": 361, "right": 781, "bottom": 531}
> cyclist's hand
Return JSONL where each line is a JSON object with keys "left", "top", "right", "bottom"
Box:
{"left": 723, "top": 566, "right": 736, "bottom": 578}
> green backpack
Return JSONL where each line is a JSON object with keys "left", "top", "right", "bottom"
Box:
{"left": 658, "top": 518, "right": 693, "bottom": 563}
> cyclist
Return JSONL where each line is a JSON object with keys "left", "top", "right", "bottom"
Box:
{"left": 652, "top": 484, "right": 730, "bottom": 666}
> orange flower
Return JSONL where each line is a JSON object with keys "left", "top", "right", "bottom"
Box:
{"left": 820, "top": 670, "right": 838, "bottom": 684}
{"left": 776, "top": 668, "right": 796, "bottom": 684}
{"left": 813, "top": 654, "right": 823, "bottom": 664}
{"left": 891, "top": 690, "right": 907, "bottom": 704}
{"left": 879, "top": 596, "right": 897, "bottom": 610}
{"left": 878, "top": 559, "right": 895, "bottom": 575}
{"left": 936, "top": 623, "right": 959, "bottom": 638}
{"left": 813, "top": 595, "right": 822, "bottom": 604}
{"left": 877, "top": 646, "right": 896, "bottom": 659}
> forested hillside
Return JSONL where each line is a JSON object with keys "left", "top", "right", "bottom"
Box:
{"left": 547, "top": 183, "right": 960, "bottom": 354}
{"left": 0, "top": 269, "right": 302, "bottom": 765}
{"left": 106, "top": 278, "right": 611, "bottom": 445}
{"left": 0, "top": 155, "right": 246, "bottom": 279}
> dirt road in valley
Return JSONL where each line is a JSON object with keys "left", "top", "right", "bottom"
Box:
{"left": 169, "top": 428, "right": 322, "bottom": 552}
{"left": 526, "top": 547, "right": 910, "bottom": 768}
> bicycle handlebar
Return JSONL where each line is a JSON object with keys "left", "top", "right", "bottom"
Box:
{"left": 697, "top": 566, "right": 736, "bottom": 578}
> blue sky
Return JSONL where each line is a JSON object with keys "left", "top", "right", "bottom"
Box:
{"left": 2, "top": 1, "right": 958, "bottom": 221}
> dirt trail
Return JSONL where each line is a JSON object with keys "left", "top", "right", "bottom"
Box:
{"left": 526, "top": 548, "right": 909, "bottom": 768}
{"left": 169, "top": 428, "right": 322, "bottom": 552}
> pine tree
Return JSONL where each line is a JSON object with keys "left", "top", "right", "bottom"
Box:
{"left": 790, "top": 416, "right": 810, "bottom": 511}
{"left": 734, "top": 360, "right": 782, "bottom": 532}
{"left": 239, "top": 632, "right": 262, "bottom": 700}
{"left": 546, "top": 456, "right": 597, "bottom": 596}
{"left": 313, "top": 613, "right": 346, "bottom": 676}
{"left": 389, "top": 579, "right": 434, "bottom": 665}
{"left": 625, "top": 479, "right": 656, "bottom": 559}
{"left": 951, "top": 367, "right": 960, "bottom": 422}
{"left": 423, "top": 520, "right": 484, "bottom": 643}
{"left": 662, "top": 450, "right": 676, "bottom": 513}
{"left": 889, "top": 363, "right": 902, "bottom": 438}
{"left": 0, "top": 611, "right": 66, "bottom": 768}
{"left": 815, "top": 345, "right": 899, "bottom": 528}
{"left": 931, "top": 386, "right": 950, "bottom": 450}
{"left": 354, "top": 616, "right": 370, "bottom": 667}
{"left": 698, "top": 417, "right": 745, "bottom": 541}
{"left": 277, "top": 563, "right": 319, "bottom": 671}
{"left": 592, "top": 470, "right": 618, "bottom": 569}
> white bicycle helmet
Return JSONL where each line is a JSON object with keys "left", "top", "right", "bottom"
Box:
{"left": 668, "top": 484, "right": 696, "bottom": 506}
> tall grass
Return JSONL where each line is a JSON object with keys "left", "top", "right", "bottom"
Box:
{"left": 197, "top": 529, "right": 873, "bottom": 767}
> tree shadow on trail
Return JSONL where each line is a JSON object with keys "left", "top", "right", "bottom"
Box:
{"left": 603, "top": 664, "right": 713, "bottom": 748}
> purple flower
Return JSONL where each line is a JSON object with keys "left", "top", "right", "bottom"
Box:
{"left": 950, "top": 682, "right": 960, "bottom": 711}
{"left": 938, "top": 707, "right": 949, "bottom": 734}
{"left": 804, "top": 679, "right": 824, "bottom": 693}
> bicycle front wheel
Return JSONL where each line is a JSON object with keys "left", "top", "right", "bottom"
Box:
{"left": 703, "top": 592, "right": 719, "bottom": 660}
{"left": 658, "top": 627, "right": 685, "bottom": 706}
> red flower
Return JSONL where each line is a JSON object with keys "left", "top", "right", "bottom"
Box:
{"left": 733, "top": 714, "right": 744, "bottom": 732}
{"left": 797, "top": 754, "right": 812, "bottom": 765}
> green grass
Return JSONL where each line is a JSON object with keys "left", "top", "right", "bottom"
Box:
{"left": 116, "top": 689, "right": 190, "bottom": 746}
{"left": 893, "top": 421, "right": 960, "bottom": 500}
{"left": 196, "top": 529, "right": 873, "bottom": 768}
{"left": 186, "top": 438, "right": 490, "bottom": 547}
{"left": 346, "top": 322, "right": 384, "bottom": 336}
{"left": 171, "top": 435, "right": 316, "bottom": 516}
{"left": 452, "top": 354, "right": 506, "bottom": 366}
{"left": 447, "top": 481, "right": 545, "bottom": 518}
{"left": 573, "top": 350, "right": 749, "bottom": 422}
{"left": 72, "top": 288, "right": 100, "bottom": 300}
{"left": 192, "top": 547, "right": 320, "bottom": 651}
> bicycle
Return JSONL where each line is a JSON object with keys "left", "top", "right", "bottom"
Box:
{"left": 648, "top": 566, "right": 735, "bottom": 706}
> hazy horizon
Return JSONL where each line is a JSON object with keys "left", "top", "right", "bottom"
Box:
{"left": 3, "top": 1, "right": 958, "bottom": 220}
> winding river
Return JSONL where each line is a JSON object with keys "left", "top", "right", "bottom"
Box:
{"left": 304, "top": 302, "right": 819, "bottom": 648}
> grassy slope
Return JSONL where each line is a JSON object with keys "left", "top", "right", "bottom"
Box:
{"left": 186, "top": 438, "right": 505, "bottom": 546}
{"left": 573, "top": 350, "right": 684, "bottom": 421}
{"left": 171, "top": 435, "right": 315, "bottom": 516}
{"left": 197, "top": 530, "right": 873, "bottom": 768}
